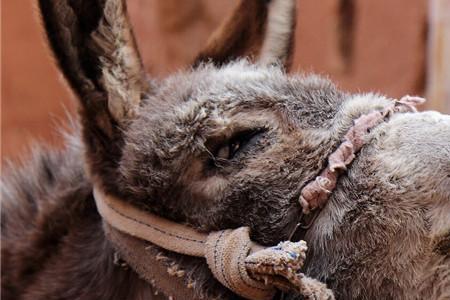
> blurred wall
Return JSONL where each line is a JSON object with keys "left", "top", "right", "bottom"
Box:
{"left": 1, "top": 0, "right": 438, "bottom": 162}
{"left": 2, "top": 0, "right": 76, "bottom": 161}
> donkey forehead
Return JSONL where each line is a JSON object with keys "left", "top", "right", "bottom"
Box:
{"left": 145, "top": 62, "right": 344, "bottom": 130}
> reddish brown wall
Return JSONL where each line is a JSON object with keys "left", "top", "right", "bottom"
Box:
{"left": 1, "top": 0, "right": 430, "bottom": 162}
{"left": 294, "top": 0, "right": 427, "bottom": 97}
{"left": 2, "top": 0, "right": 76, "bottom": 161}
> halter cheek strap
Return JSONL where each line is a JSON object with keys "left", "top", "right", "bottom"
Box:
{"left": 94, "top": 188, "right": 332, "bottom": 300}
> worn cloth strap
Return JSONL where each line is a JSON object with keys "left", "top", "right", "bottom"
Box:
{"left": 94, "top": 188, "right": 206, "bottom": 257}
{"left": 104, "top": 223, "right": 201, "bottom": 300}
{"left": 299, "top": 95, "right": 426, "bottom": 213}
{"left": 94, "top": 188, "right": 332, "bottom": 300}
{"left": 205, "top": 228, "right": 275, "bottom": 300}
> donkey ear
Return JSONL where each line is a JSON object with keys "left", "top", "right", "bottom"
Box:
{"left": 193, "top": 0, "right": 297, "bottom": 70}
{"left": 39, "top": 0, "right": 150, "bottom": 193}
{"left": 38, "top": 0, "right": 149, "bottom": 131}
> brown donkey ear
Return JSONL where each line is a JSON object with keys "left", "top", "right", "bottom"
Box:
{"left": 38, "top": 0, "right": 149, "bottom": 192}
{"left": 38, "top": 0, "right": 148, "bottom": 128}
{"left": 193, "top": 0, "right": 297, "bottom": 70}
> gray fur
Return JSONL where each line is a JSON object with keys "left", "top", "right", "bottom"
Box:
{"left": 2, "top": 1, "right": 449, "bottom": 299}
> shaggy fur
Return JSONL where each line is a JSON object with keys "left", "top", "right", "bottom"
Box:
{"left": 2, "top": 0, "right": 449, "bottom": 299}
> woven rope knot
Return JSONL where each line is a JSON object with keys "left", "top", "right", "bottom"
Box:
{"left": 205, "top": 227, "right": 334, "bottom": 300}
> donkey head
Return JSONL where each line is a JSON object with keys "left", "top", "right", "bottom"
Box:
{"left": 39, "top": 0, "right": 450, "bottom": 298}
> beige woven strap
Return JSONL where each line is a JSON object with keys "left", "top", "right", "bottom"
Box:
{"left": 94, "top": 188, "right": 333, "bottom": 299}
{"left": 94, "top": 188, "right": 207, "bottom": 257}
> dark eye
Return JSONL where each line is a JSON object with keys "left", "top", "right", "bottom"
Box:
{"left": 215, "top": 129, "right": 265, "bottom": 160}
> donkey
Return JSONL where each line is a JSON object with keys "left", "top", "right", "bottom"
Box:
{"left": 2, "top": 0, "right": 449, "bottom": 299}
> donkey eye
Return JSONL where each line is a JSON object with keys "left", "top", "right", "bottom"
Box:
{"left": 216, "top": 140, "right": 241, "bottom": 160}
{"left": 215, "top": 129, "right": 265, "bottom": 160}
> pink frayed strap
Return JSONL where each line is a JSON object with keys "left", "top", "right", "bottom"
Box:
{"left": 299, "top": 95, "right": 426, "bottom": 214}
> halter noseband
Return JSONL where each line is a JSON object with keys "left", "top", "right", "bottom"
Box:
{"left": 287, "top": 95, "right": 425, "bottom": 241}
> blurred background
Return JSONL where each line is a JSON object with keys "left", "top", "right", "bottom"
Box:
{"left": 2, "top": 0, "right": 450, "bottom": 162}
